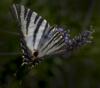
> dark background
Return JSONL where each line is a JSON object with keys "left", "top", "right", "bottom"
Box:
{"left": 0, "top": 0, "right": 100, "bottom": 88}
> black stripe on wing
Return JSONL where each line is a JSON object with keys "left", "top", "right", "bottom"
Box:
{"left": 37, "top": 22, "right": 49, "bottom": 48}
{"left": 34, "top": 15, "right": 39, "bottom": 24}
{"left": 24, "top": 7, "right": 28, "bottom": 19}
{"left": 26, "top": 9, "right": 33, "bottom": 34}
{"left": 33, "top": 17, "right": 44, "bottom": 46}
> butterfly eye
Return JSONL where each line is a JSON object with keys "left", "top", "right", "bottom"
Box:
{"left": 33, "top": 51, "right": 38, "bottom": 57}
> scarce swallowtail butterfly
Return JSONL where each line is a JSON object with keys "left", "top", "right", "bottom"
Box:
{"left": 11, "top": 4, "right": 94, "bottom": 67}
{"left": 11, "top": 4, "right": 71, "bottom": 66}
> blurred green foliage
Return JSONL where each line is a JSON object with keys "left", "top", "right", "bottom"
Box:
{"left": 0, "top": 0, "right": 100, "bottom": 88}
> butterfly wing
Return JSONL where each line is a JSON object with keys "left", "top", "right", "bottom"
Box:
{"left": 11, "top": 4, "right": 51, "bottom": 61}
{"left": 38, "top": 27, "right": 68, "bottom": 58}
{"left": 11, "top": 4, "right": 68, "bottom": 64}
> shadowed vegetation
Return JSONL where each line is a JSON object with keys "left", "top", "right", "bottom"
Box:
{"left": 0, "top": 0, "right": 100, "bottom": 88}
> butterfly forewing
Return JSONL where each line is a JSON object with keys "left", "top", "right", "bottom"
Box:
{"left": 11, "top": 4, "right": 51, "bottom": 59}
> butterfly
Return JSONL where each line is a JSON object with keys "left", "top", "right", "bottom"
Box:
{"left": 10, "top": 4, "right": 72, "bottom": 66}
{"left": 11, "top": 4, "right": 94, "bottom": 67}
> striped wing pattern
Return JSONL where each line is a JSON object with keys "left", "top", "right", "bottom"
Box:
{"left": 11, "top": 4, "right": 66, "bottom": 64}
